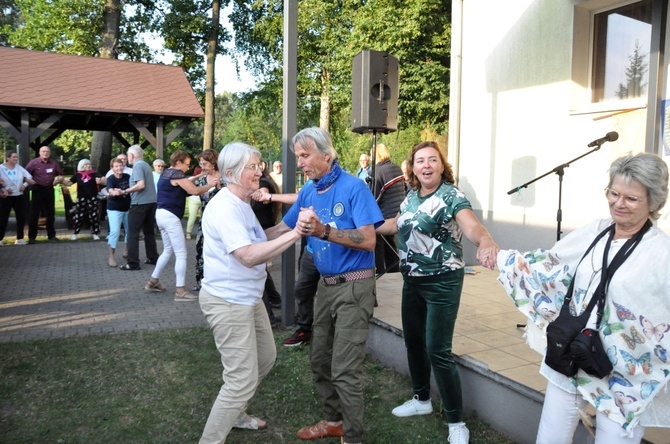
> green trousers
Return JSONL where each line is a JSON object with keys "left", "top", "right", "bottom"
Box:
{"left": 310, "top": 276, "right": 375, "bottom": 443}
{"left": 402, "top": 269, "right": 465, "bottom": 423}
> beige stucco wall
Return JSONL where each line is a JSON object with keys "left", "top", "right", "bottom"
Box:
{"left": 451, "top": 0, "right": 659, "bottom": 252}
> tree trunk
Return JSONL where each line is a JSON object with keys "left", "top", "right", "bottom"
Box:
{"left": 203, "top": 0, "right": 220, "bottom": 151}
{"left": 92, "top": 0, "right": 121, "bottom": 174}
{"left": 319, "top": 69, "right": 331, "bottom": 131}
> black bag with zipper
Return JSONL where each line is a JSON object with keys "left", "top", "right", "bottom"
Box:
{"left": 544, "top": 220, "right": 651, "bottom": 378}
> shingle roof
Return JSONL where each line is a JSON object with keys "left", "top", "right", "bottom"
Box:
{"left": 0, "top": 46, "right": 204, "bottom": 118}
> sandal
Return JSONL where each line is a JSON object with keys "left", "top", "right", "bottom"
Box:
{"left": 174, "top": 290, "right": 197, "bottom": 302}
{"left": 145, "top": 279, "right": 167, "bottom": 292}
{"left": 233, "top": 412, "right": 267, "bottom": 430}
{"left": 108, "top": 258, "right": 117, "bottom": 268}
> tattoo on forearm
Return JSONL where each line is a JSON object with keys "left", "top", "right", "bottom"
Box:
{"left": 335, "top": 228, "right": 364, "bottom": 244}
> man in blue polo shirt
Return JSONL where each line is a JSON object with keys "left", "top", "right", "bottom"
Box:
{"left": 267, "top": 127, "right": 383, "bottom": 444}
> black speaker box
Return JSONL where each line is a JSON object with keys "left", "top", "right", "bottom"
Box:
{"left": 351, "top": 50, "right": 399, "bottom": 134}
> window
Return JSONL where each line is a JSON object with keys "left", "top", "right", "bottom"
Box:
{"left": 591, "top": 0, "right": 653, "bottom": 102}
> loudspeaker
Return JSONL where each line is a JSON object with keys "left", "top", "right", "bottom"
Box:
{"left": 351, "top": 50, "right": 399, "bottom": 134}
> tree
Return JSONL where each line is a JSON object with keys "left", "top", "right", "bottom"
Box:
{"left": 0, "top": 0, "right": 20, "bottom": 46}
{"left": 3, "top": 0, "right": 229, "bottom": 169}
{"left": 90, "top": 0, "right": 122, "bottom": 173}
{"left": 203, "top": 0, "right": 221, "bottom": 150}
{"left": 615, "top": 40, "right": 648, "bottom": 100}
{"left": 227, "top": 0, "right": 451, "bottom": 172}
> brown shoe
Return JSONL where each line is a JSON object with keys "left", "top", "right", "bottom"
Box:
{"left": 296, "top": 421, "right": 343, "bottom": 440}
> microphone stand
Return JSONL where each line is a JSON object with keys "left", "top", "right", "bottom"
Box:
{"left": 507, "top": 142, "right": 607, "bottom": 241}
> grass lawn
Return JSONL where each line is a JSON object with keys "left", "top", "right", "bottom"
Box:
{"left": 0, "top": 327, "right": 517, "bottom": 443}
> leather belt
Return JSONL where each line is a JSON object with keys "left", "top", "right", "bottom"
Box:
{"left": 323, "top": 268, "right": 374, "bottom": 286}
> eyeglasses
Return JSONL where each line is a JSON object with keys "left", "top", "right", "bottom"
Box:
{"left": 244, "top": 164, "right": 261, "bottom": 173}
{"left": 605, "top": 188, "right": 645, "bottom": 206}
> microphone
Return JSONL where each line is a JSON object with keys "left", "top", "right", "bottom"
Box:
{"left": 587, "top": 131, "right": 619, "bottom": 147}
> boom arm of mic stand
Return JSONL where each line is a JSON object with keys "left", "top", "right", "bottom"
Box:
{"left": 506, "top": 144, "right": 604, "bottom": 195}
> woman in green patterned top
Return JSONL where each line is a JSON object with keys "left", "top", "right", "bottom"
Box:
{"left": 377, "top": 141, "right": 499, "bottom": 444}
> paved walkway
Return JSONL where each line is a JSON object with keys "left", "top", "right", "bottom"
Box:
{"left": 0, "top": 218, "right": 287, "bottom": 342}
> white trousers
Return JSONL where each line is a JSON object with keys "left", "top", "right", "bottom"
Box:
{"left": 537, "top": 381, "right": 645, "bottom": 444}
{"left": 153, "top": 209, "right": 187, "bottom": 287}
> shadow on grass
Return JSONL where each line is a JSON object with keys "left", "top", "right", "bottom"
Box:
{"left": 0, "top": 327, "right": 517, "bottom": 443}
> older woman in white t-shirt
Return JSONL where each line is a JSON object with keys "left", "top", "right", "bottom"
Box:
{"left": 198, "top": 142, "right": 305, "bottom": 443}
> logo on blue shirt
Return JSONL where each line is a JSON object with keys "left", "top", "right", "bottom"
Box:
{"left": 333, "top": 202, "right": 344, "bottom": 217}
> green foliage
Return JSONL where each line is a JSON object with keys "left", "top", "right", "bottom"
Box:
{"left": 1, "top": 0, "right": 451, "bottom": 167}
{"left": 225, "top": 0, "right": 451, "bottom": 170}
{"left": 5, "top": 0, "right": 107, "bottom": 54}
{"left": 0, "top": 0, "right": 21, "bottom": 45}
{"left": 158, "top": 0, "right": 231, "bottom": 93}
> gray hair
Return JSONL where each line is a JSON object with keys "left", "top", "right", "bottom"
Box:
{"left": 153, "top": 158, "right": 165, "bottom": 167}
{"left": 127, "top": 144, "right": 143, "bottom": 159}
{"left": 607, "top": 153, "right": 669, "bottom": 220}
{"left": 77, "top": 158, "right": 91, "bottom": 171}
{"left": 291, "top": 127, "right": 338, "bottom": 165}
{"left": 218, "top": 142, "right": 261, "bottom": 186}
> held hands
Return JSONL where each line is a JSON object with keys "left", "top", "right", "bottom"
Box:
{"left": 476, "top": 237, "right": 500, "bottom": 270}
{"left": 251, "top": 189, "right": 271, "bottom": 203}
{"left": 207, "top": 174, "right": 220, "bottom": 188}
{"left": 297, "top": 207, "right": 320, "bottom": 237}
{"left": 108, "top": 188, "right": 125, "bottom": 197}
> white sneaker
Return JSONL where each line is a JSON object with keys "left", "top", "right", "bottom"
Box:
{"left": 391, "top": 395, "right": 433, "bottom": 417}
{"left": 15, "top": 239, "right": 26, "bottom": 245}
{"left": 92, "top": 234, "right": 100, "bottom": 241}
{"left": 70, "top": 234, "right": 77, "bottom": 240}
{"left": 448, "top": 423, "right": 470, "bottom": 444}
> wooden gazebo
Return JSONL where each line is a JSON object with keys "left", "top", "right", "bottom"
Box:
{"left": 0, "top": 46, "right": 204, "bottom": 165}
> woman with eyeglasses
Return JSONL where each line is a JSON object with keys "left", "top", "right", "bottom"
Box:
{"left": 143, "top": 150, "right": 218, "bottom": 301}
{"left": 197, "top": 142, "right": 305, "bottom": 443}
{"left": 498, "top": 153, "right": 670, "bottom": 443}
{"left": 377, "top": 141, "right": 499, "bottom": 444}
{"left": 193, "top": 149, "right": 223, "bottom": 291}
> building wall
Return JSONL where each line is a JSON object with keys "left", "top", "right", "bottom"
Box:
{"left": 451, "top": 0, "right": 663, "bottom": 256}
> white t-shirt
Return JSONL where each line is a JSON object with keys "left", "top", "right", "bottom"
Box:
{"left": 201, "top": 187, "right": 267, "bottom": 305}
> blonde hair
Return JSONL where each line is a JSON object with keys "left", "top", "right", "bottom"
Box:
{"left": 374, "top": 143, "right": 391, "bottom": 163}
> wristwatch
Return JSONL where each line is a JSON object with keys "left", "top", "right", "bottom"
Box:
{"left": 322, "top": 224, "right": 331, "bottom": 241}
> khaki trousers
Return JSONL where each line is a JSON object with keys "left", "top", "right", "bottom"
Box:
{"left": 199, "top": 289, "right": 276, "bottom": 444}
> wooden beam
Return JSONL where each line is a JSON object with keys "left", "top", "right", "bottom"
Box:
{"left": 166, "top": 120, "right": 191, "bottom": 145}
{"left": 30, "top": 113, "right": 63, "bottom": 142}
{"left": 0, "top": 113, "right": 21, "bottom": 141}
{"left": 40, "top": 128, "right": 67, "bottom": 147}
{"left": 20, "top": 110, "right": 30, "bottom": 165}
{"left": 128, "top": 116, "right": 157, "bottom": 148}
{"left": 111, "top": 131, "right": 131, "bottom": 148}
{"left": 156, "top": 119, "right": 164, "bottom": 160}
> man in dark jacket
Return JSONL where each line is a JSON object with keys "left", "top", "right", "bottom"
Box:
{"left": 372, "top": 143, "right": 406, "bottom": 274}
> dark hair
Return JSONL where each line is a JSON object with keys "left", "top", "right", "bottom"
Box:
{"left": 405, "top": 141, "right": 455, "bottom": 190}
{"left": 169, "top": 150, "right": 190, "bottom": 167}
{"left": 5, "top": 150, "right": 17, "bottom": 161}
{"left": 198, "top": 149, "right": 219, "bottom": 171}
